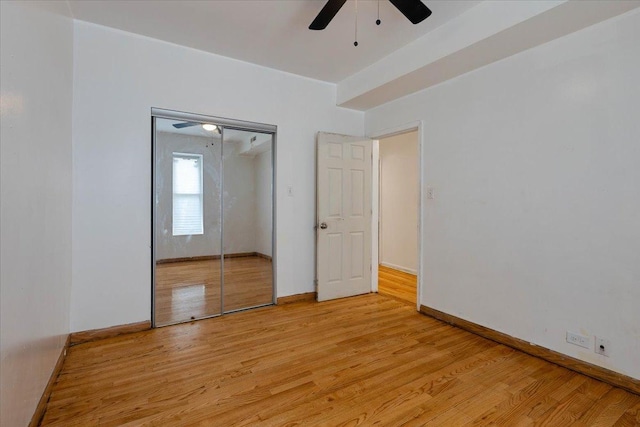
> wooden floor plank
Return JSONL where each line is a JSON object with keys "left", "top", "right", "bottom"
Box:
{"left": 378, "top": 265, "right": 416, "bottom": 305}
{"left": 155, "top": 256, "right": 273, "bottom": 326}
{"left": 41, "top": 294, "right": 639, "bottom": 426}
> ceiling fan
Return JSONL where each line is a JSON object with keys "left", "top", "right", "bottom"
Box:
{"left": 309, "top": 0, "right": 432, "bottom": 31}
{"left": 172, "top": 122, "right": 219, "bottom": 131}
{"left": 172, "top": 122, "right": 200, "bottom": 129}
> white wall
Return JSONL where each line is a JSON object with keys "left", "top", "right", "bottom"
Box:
{"left": 379, "top": 131, "right": 419, "bottom": 274}
{"left": 255, "top": 149, "right": 273, "bottom": 257}
{"left": 0, "top": 2, "right": 73, "bottom": 425}
{"left": 71, "top": 21, "right": 364, "bottom": 332}
{"left": 366, "top": 10, "right": 640, "bottom": 379}
{"left": 222, "top": 141, "right": 261, "bottom": 256}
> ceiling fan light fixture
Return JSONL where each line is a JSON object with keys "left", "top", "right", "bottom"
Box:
{"left": 202, "top": 124, "right": 217, "bottom": 131}
{"left": 309, "top": 0, "right": 432, "bottom": 42}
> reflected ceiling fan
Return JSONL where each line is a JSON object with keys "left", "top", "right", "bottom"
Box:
{"left": 309, "top": 0, "right": 432, "bottom": 31}
{"left": 173, "top": 122, "right": 219, "bottom": 132}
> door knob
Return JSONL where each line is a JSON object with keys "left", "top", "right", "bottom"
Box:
{"left": 319, "top": 222, "right": 328, "bottom": 229}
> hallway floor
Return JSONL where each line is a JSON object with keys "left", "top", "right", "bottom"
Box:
{"left": 378, "top": 265, "right": 417, "bottom": 305}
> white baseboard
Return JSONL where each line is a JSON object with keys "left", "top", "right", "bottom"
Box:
{"left": 379, "top": 262, "right": 417, "bottom": 275}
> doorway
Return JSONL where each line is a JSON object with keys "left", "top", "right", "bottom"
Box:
{"left": 152, "top": 109, "right": 276, "bottom": 327}
{"left": 374, "top": 128, "right": 420, "bottom": 306}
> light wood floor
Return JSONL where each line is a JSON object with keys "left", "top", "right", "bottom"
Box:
{"left": 42, "top": 294, "right": 639, "bottom": 426}
{"left": 378, "top": 265, "right": 417, "bottom": 305}
{"left": 155, "top": 256, "right": 273, "bottom": 326}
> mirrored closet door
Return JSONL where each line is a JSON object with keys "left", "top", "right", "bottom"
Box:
{"left": 152, "top": 111, "right": 275, "bottom": 327}
{"left": 222, "top": 129, "right": 274, "bottom": 312}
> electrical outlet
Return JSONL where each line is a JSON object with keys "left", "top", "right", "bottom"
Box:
{"left": 595, "top": 337, "right": 610, "bottom": 357}
{"left": 566, "top": 331, "right": 590, "bottom": 349}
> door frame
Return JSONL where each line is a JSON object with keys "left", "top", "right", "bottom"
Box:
{"left": 369, "top": 121, "right": 423, "bottom": 311}
{"left": 151, "top": 107, "right": 278, "bottom": 327}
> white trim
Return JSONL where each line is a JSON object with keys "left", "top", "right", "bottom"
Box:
{"left": 371, "top": 139, "right": 379, "bottom": 293}
{"left": 369, "top": 120, "right": 423, "bottom": 312}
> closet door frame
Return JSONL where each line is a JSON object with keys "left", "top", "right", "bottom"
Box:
{"left": 151, "top": 108, "right": 277, "bottom": 327}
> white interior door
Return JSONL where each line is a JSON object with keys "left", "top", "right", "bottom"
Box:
{"left": 316, "top": 132, "right": 372, "bottom": 301}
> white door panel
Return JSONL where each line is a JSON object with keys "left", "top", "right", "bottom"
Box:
{"left": 317, "top": 132, "right": 372, "bottom": 301}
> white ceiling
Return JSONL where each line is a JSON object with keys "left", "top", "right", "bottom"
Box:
{"left": 66, "top": 0, "right": 480, "bottom": 83}
{"left": 65, "top": 0, "right": 638, "bottom": 109}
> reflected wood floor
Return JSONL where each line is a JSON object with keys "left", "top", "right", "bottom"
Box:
{"left": 378, "top": 265, "right": 417, "bottom": 305}
{"left": 42, "top": 294, "right": 639, "bottom": 426}
{"left": 155, "top": 256, "right": 273, "bottom": 326}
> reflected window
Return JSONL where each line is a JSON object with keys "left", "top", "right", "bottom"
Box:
{"left": 172, "top": 153, "right": 204, "bottom": 236}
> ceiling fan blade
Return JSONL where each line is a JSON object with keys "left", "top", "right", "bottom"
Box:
{"left": 309, "top": 0, "right": 347, "bottom": 30}
{"left": 172, "top": 122, "right": 199, "bottom": 129}
{"left": 389, "top": 0, "right": 432, "bottom": 24}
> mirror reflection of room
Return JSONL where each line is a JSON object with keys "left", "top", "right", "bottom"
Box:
{"left": 154, "top": 118, "right": 273, "bottom": 326}
{"left": 222, "top": 129, "right": 273, "bottom": 313}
